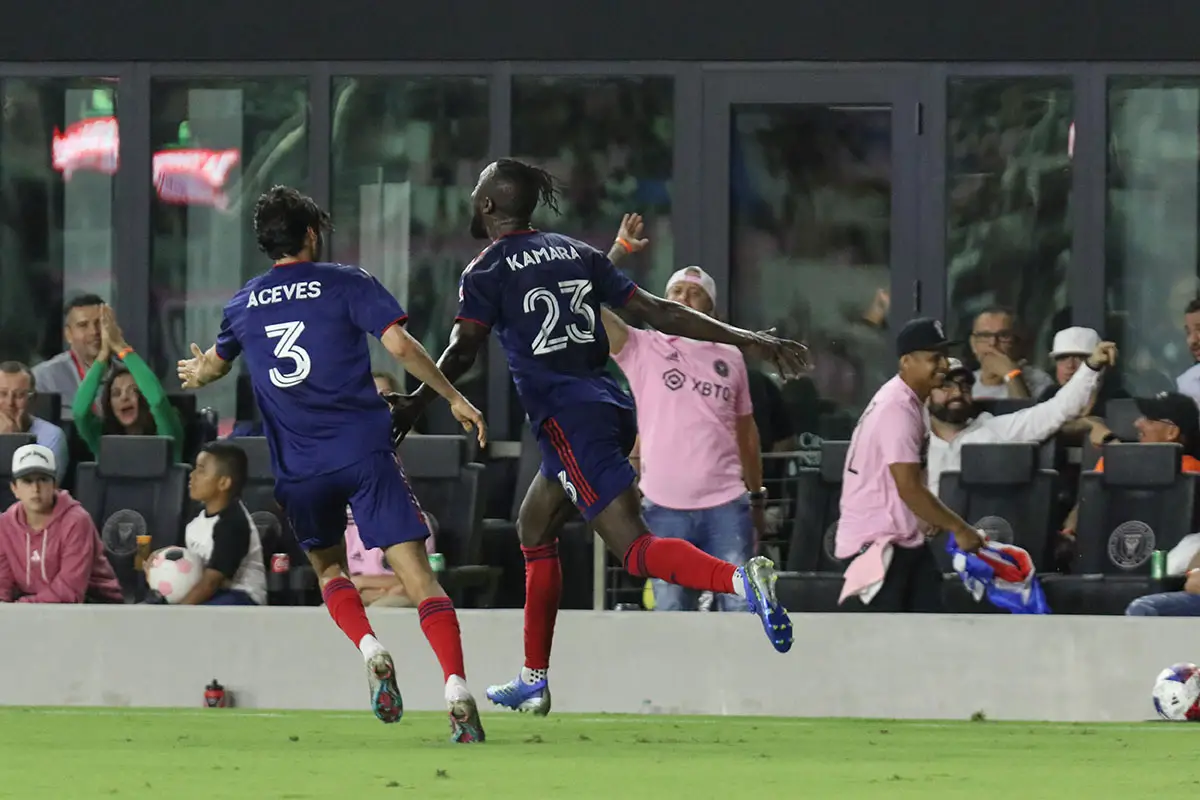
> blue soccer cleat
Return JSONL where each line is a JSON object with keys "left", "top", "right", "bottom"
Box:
{"left": 739, "top": 556, "right": 793, "bottom": 653}
{"left": 448, "top": 695, "right": 486, "bottom": 743}
{"left": 366, "top": 652, "right": 404, "bottom": 723}
{"left": 486, "top": 675, "right": 552, "bottom": 716}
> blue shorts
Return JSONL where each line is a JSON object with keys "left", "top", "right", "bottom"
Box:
{"left": 275, "top": 450, "right": 429, "bottom": 553}
{"left": 536, "top": 402, "right": 638, "bottom": 521}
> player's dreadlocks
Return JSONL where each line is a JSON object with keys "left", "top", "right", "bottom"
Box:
{"left": 253, "top": 185, "right": 333, "bottom": 260}
{"left": 492, "top": 158, "right": 562, "bottom": 221}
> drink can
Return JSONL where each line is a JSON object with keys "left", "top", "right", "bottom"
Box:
{"left": 271, "top": 553, "right": 290, "bottom": 574}
{"left": 1151, "top": 550, "right": 1166, "bottom": 580}
{"left": 428, "top": 553, "right": 445, "bottom": 573}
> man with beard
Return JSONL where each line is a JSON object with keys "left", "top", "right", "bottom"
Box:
{"left": 926, "top": 340, "right": 1118, "bottom": 495}
{"left": 389, "top": 159, "right": 809, "bottom": 715}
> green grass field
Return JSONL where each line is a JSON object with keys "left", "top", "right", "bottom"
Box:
{"left": 0, "top": 707, "right": 1194, "bottom": 799}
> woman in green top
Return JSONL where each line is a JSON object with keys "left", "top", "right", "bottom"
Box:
{"left": 72, "top": 304, "right": 185, "bottom": 461}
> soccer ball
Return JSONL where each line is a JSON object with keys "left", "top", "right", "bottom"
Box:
{"left": 1152, "top": 663, "right": 1200, "bottom": 721}
{"left": 147, "top": 546, "right": 204, "bottom": 604}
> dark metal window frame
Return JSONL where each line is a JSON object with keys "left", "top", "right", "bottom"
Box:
{"left": 6, "top": 60, "right": 1193, "bottom": 435}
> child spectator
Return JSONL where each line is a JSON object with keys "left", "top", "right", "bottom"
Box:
{"left": 147, "top": 442, "right": 266, "bottom": 605}
{"left": 0, "top": 444, "right": 122, "bottom": 603}
{"left": 73, "top": 304, "right": 184, "bottom": 461}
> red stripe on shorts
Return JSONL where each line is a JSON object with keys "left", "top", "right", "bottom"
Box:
{"left": 544, "top": 418, "right": 598, "bottom": 506}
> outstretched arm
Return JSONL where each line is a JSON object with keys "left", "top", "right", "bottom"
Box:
{"left": 178, "top": 343, "right": 233, "bottom": 390}
{"left": 603, "top": 213, "right": 807, "bottom": 378}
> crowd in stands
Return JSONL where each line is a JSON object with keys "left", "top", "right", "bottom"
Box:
{"left": 6, "top": 283, "right": 1200, "bottom": 617}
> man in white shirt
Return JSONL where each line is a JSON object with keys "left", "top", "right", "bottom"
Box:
{"left": 925, "top": 339, "right": 1118, "bottom": 495}
{"left": 1176, "top": 298, "right": 1200, "bottom": 403}
{"left": 968, "top": 306, "right": 1055, "bottom": 400}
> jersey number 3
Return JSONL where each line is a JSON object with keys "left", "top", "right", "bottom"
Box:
{"left": 523, "top": 279, "right": 596, "bottom": 355}
{"left": 264, "top": 320, "right": 311, "bottom": 388}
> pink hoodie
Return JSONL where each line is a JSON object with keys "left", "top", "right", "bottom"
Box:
{"left": 0, "top": 490, "right": 123, "bottom": 603}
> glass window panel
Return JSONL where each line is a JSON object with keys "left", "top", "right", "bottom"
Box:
{"left": 510, "top": 76, "right": 673, "bottom": 435}
{"left": 730, "top": 104, "right": 892, "bottom": 437}
{"left": 946, "top": 78, "right": 1073, "bottom": 378}
{"left": 329, "top": 76, "right": 490, "bottom": 426}
{"left": 1107, "top": 77, "right": 1200, "bottom": 396}
{"left": 0, "top": 78, "right": 118, "bottom": 368}
{"left": 511, "top": 76, "right": 674, "bottom": 293}
{"left": 148, "top": 78, "right": 308, "bottom": 423}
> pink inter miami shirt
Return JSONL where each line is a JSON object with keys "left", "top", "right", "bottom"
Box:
{"left": 613, "top": 327, "right": 752, "bottom": 510}
{"left": 835, "top": 374, "right": 926, "bottom": 558}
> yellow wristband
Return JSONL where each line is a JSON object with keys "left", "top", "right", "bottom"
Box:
{"left": 116, "top": 347, "right": 133, "bottom": 360}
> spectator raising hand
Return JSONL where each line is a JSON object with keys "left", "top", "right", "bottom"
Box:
{"left": 72, "top": 305, "right": 185, "bottom": 461}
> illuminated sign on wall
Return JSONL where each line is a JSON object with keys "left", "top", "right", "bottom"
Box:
{"left": 50, "top": 117, "right": 241, "bottom": 209}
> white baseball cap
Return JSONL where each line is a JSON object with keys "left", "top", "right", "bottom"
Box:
{"left": 665, "top": 266, "right": 716, "bottom": 305}
{"left": 1050, "top": 326, "right": 1100, "bottom": 358}
{"left": 11, "top": 443, "right": 56, "bottom": 481}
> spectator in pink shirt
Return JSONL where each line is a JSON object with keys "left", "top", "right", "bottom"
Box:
{"left": 345, "top": 507, "right": 436, "bottom": 608}
{"left": 604, "top": 218, "right": 764, "bottom": 612}
{"left": 0, "top": 444, "right": 122, "bottom": 604}
{"left": 836, "top": 318, "right": 984, "bottom": 612}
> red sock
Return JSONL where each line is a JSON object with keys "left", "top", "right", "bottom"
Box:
{"left": 623, "top": 533, "right": 738, "bottom": 594}
{"left": 521, "top": 541, "right": 562, "bottom": 671}
{"left": 322, "top": 577, "right": 375, "bottom": 648}
{"left": 419, "top": 597, "right": 467, "bottom": 681}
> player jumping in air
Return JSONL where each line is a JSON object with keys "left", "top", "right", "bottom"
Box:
{"left": 175, "top": 186, "right": 487, "bottom": 742}
{"left": 388, "top": 159, "right": 809, "bottom": 716}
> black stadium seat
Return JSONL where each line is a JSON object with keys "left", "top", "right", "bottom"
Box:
{"left": 28, "top": 392, "right": 62, "bottom": 428}
{"left": 1074, "top": 443, "right": 1198, "bottom": 576}
{"left": 228, "top": 436, "right": 306, "bottom": 604}
{"left": 0, "top": 433, "right": 36, "bottom": 510}
{"left": 935, "top": 442, "right": 1059, "bottom": 571}
{"left": 75, "top": 435, "right": 189, "bottom": 600}
{"left": 786, "top": 439, "right": 850, "bottom": 573}
{"left": 399, "top": 434, "right": 498, "bottom": 607}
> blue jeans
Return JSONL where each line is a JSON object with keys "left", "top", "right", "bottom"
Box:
{"left": 1126, "top": 592, "right": 1200, "bottom": 616}
{"left": 204, "top": 589, "right": 258, "bottom": 606}
{"left": 643, "top": 494, "right": 753, "bottom": 612}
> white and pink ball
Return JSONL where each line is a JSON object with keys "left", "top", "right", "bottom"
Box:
{"left": 146, "top": 546, "right": 205, "bottom": 604}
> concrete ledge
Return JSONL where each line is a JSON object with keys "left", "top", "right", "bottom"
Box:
{"left": 0, "top": 606, "right": 1179, "bottom": 721}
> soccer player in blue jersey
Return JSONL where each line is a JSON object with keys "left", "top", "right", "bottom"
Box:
{"left": 175, "top": 186, "right": 486, "bottom": 742}
{"left": 390, "top": 159, "right": 809, "bottom": 716}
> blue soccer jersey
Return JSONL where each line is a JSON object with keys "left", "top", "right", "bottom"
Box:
{"left": 215, "top": 261, "right": 406, "bottom": 481}
{"left": 456, "top": 230, "right": 637, "bottom": 427}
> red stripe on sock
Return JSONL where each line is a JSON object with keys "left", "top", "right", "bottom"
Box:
{"left": 544, "top": 419, "right": 598, "bottom": 505}
{"left": 622, "top": 533, "right": 738, "bottom": 594}
{"left": 521, "top": 541, "right": 561, "bottom": 671}
{"left": 418, "top": 597, "right": 466, "bottom": 681}
{"left": 322, "top": 577, "right": 375, "bottom": 647}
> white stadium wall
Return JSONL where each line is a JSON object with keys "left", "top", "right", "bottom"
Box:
{"left": 0, "top": 606, "right": 1185, "bottom": 722}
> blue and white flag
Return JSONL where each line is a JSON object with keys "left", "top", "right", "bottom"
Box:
{"left": 945, "top": 538, "right": 1050, "bottom": 615}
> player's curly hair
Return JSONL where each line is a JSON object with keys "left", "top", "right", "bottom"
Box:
{"left": 493, "top": 158, "right": 562, "bottom": 220}
{"left": 253, "top": 185, "right": 333, "bottom": 260}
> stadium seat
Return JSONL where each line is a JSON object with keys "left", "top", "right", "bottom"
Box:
{"left": 1104, "top": 397, "right": 1141, "bottom": 442}
{"left": 481, "top": 426, "right": 594, "bottom": 609}
{"left": 28, "top": 392, "right": 61, "bottom": 428}
{"left": 974, "top": 397, "right": 1035, "bottom": 417}
{"left": 398, "top": 434, "right": 498, "bottom": 607}
{"left": 0, "top": 433, "right": 36, "bottom": 510}
{"left": 785, "top": 439, "right": 850, "bottom": 573}
{"left": 935, "top": 442, "right": 1059, "bottom": 571}
{"left": 75, "top": 435, "right": 189, "bottom": 601}
{"left": 1074, "top": 443, "right": 1198, "bottom": 576}
{"left": 166, "top": 392, "right": 217, "bottom": 465}
{"left": 227, "top": 436, "right": 305, "bottom": 604}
